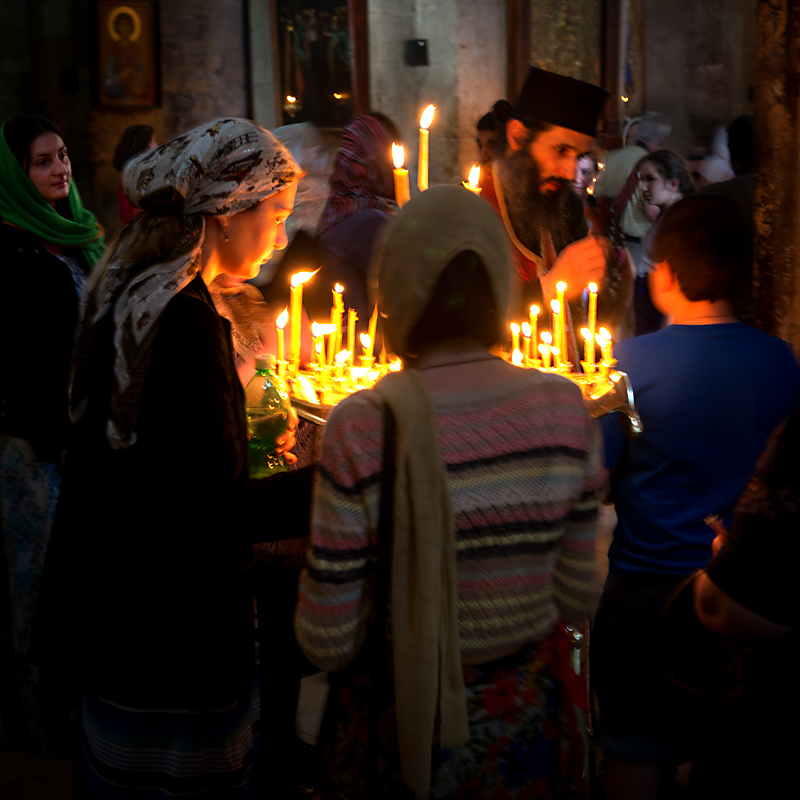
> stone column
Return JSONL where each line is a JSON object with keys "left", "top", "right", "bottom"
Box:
{"left": 753, "top": 0, "right": 800, "bottom": 351}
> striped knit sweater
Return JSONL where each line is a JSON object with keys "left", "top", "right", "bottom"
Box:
{"left": 296, "top": 354, "right": 602, "bottom": 673}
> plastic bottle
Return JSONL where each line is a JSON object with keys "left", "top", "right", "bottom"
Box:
{"left": 244, "top": 354, "right": 291, "bottom": 478}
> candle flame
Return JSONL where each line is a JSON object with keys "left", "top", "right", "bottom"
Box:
{"left": 334, "top": 283, "right": 344, "bottom": 293}
{"left": 581, "top": 327, "right": 593, "bottom": 342}
{"left": 522, "top": 322, "right": 531, "bottom": 337}
{"left": 621, "top": 95, "right": 629, "bottom": 103}
{"left": 315, "top": 340, "right": 322, "bottom": 354}
{"left": 595, "top": 333, "right": 605, "bottom": 347}
{"left": 512, "top": 349, "right": 523, "bottom": 366}
{"left": 291, "top": 269, "right": 319, "bottom": 288}
{"left": 392, "top": 142, "right": 405, "bottom": 170}
{"left": 542, "top": 331, "right": 553, "bottom": 344}
{"left": 550, "top": 299, "right": 561, "bottom": 315}
{"left": 510, "top": 322, "right": 520, "bottom": 335}
{"left": 360, "top": 333, "right": 371, "bottom": 349}
{"left": 538, "top": 343, "right": 550, "bottom": 356}
{"left": 287, "top": 95, "right": 297, "bottom": 103}
{"left": 610, "top": 372, "right": 621, "bottom": 383}
{"left": 311, "top": 322, "right": 337, "bottom": 336}
{"left": 389, "top": 357, "right": 402, "bottom": 372}
{"left": 276, "top": 308, "right": 288, "bottom": 329}
{"left": 335, "top": 349, "right": 351, "bottom": 365}
{"left": 587, "top": 185, "right": 594, "bottom": 195}
{"left": 551, "top": 347, "right": 560, "bottom": 357}
{"left": 420, "top": 104, "right": 435, "bottom": 129}
{"left": 350, "top": 367, "right": 369, "bottom": 379}
{"left": 530, "top": 304, "right": 540, "bottom": 316}
{"left": 333, "top": 92, "right": 343, "bottom": 100}
{"left": 468, "top": 165, "right": 480, "bottom": 186}
{"left": 599, "top": 327, "right": 612, "bottom": 341}
{"left": 294, "top": 374, "right": 319, "bottom": 403}
{"left": 556, "top": 281, "right": 567, "bottom": 294}
{"left": 598, "top": 162, "right": 605, "bottom": 170}
{"left": 588, "top": 282, "right": 598, "bottom": 294}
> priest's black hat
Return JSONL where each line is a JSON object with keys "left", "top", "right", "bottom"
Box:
{"left": 512, "top": 67, "right": 609, "bottom": 137}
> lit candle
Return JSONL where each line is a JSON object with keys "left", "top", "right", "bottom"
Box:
{"left": 360, "top": 332, "right": 371, "bottom": 359}
{"left": 539, "top": 342, "right": 551, "bottom": 370}
{"left": 367, "top": 303, "right": 378, "bottom": 359}
{"left": 314, "top": 337, "right": 324, "bottom": 368}
{"left": 541, "top": 331, "right": 553, "bottom": 369}
{"left": 512, "top": 349, "right": 523, "bottom": 367}
{"left": 522, "top": 322, "right": 531, "bottom": 367}
{"left": 392, "top": 143, "right": 411, "bottom": 208}
{"left": 581, "top": 327, "right": 595, "bottom": 372}
{"left": 556, "top": 281, "right": 567, "bottom": 362}
{"left": 551, "top": 346, "right": 561, "bottom": 370}
{"left": 529, "top": 305, "right": 539, "bottom": 351}
{"left": 599, "top": 327, "right": 613, "bottom": 361}
{"left": 331, "top": 284, "right": 344, "bottom": 362}
{"left": 550, "top": 299, "right": 561, "bottom": 355}
{"left": 347, "top": 308, "right": 358, "bottom": 366}
{"left": 290, "top": 270, "right": 317, "bottom": 376}
{"left": 462, "top": 165, "right": 481, "bottom": 195}
{"left": 312, "top": 322, "right": 337, "bottom": 369}
{"left": 588, "top": 282, "right": 598, "bottom": 362}
{"left": 276, "top": 307, "right": 288, "bottom": 376}
{"left": 418, "top": 104, "right": 435, "bottom": 192}
{"left": 510, "top": 322, "right": 520, "bottom": 355}
{"left": 334, "top": 349, "right": 350, "bottom": 379}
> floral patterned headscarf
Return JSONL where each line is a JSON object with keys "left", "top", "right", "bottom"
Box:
{"left": 72, "top": 118, "right": 301, "bottom": 449}
{"left": 316, "top": 114, "right": 398, "bottom": 236}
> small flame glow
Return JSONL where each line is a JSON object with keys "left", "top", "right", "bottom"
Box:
{"left": 314, "top": 340, "right": 322, "bottom": 354}
{"left": 350, "top": 367, "right": 369, "bottom": 379}
{"left": 291, "top": 269, "right": 319, "bottom": 288}
{"left": 333, "top": 92, "right": 343, "bottom": 100}
{"left": 522, "top": 322, "right": 531, "bottom": 337}
{"left": 541, "top": 331, "right": 553, "bottom": 345}
{"left": 360, "top": 333, "right": 371, "bottom": 349}
{"left": 510, "top": 322, "right": 520, "bottom": 335}
{"left": 621, "top": 96, "right": 629, "bottom": 103}
{"left": 581, "top": 327, "right": 593, "bottom": 342}
{"left": 556, "top": 281, "right": 567, "bottom": 294}
{"left": 420, "top": 104, "right": 435, "bottom": 129}
{"left": 294, "top": 374, "right": 319, "bottom": 403}
{"left": 551, "top": 347, "right": 560, "bottom": 357}
{"left": 311, "top": 322, "right": 337, "bottom": 337}
{"left": 588, "top": 282, "right": 598, "bottom": 294}
{"left": 587, "top": 185, "right": 595, "bottom": 195}
{"left": 468, "top": 165, "right": 480, "bottom": 186}
{"left": 392, "top": 143, "right": 405, "bottom": 170}
{"left": 335, "top": 350, "right": 351, "bottom": 365}
{"left": 276, "top": 308, "right": 288, "bottom": 329}
{"left": 599, "top": 327, "right": 612, "bottom": 342}
{"left": 538, "top": 343, "right": 549, "bottom": 356}
{"left": 389, "top": 357, "right": 402, "bottom": 372}
{"left": 512, "top": 349, "right": 523, "bottom": 366}
{"left": 530, "top": 304, "right": 540, "bottom": 316}
{"left": 287, "top": 95, "right": 297, "bottom": 104}
{"left": 610, "top": 372, "right": 621, "bottom": 383}
{"left": 334, "top": 283, "right": 344, "bottom": 293}
{"left": 595, "top": 333, "right": 606, "bottom": 348}
{"left": 550, "top": 299, "right": 561, "bottom": 315}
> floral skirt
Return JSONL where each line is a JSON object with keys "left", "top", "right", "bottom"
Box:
{"left": 317, "top": 628, "right": 588, "bottom": 799}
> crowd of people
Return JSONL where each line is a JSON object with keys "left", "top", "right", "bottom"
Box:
{"left": 0, "top": 64, "right": 797, "bottom": 800}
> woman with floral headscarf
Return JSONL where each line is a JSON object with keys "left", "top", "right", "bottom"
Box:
{"left": 38, "top": 118, "right": 312, "bottom": 798}
{"left": 309, "top": 113, "right": 399, "bottom": 323}
{"left": 0, "top": 114, "right": 104, "bottom": 754}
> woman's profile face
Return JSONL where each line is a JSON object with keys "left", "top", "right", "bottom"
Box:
{"left": 27, "top": 132, "right": 71, "bottom": 208}
{"left": 217, "top": 183, "right": 298, "bottom": 281}
{"left": 572, "top": 155, "right": 597, "bottom": 194}
{"left": 639, "top": 161, "right": 678, "bottom": 208}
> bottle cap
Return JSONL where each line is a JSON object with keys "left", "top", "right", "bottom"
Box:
{"left": 255, "top": 354, "right": 276, "bottom": 371}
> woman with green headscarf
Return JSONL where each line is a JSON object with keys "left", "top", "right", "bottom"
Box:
{"left": 0, "top": 114, "right": 104, "bottom": 754}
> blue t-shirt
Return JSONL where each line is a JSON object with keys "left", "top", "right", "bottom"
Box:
{"left": 601, "top": 323, "right": 800, "bottom": 576}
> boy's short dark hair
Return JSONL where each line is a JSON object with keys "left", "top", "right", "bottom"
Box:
{"left": 650, "top": 195, "right": 749, "bottom": 303}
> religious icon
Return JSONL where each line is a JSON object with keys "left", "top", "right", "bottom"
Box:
{"left": 276, "top": 1, "right": 354, "bottom": 127}
{"left": 96, "top": 1, "right": 159, "bottom": 107}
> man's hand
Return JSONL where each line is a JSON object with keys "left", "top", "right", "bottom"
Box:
{"left": 545, "top": 235, "right": 610, "bottom": 300}
{"left": 275, "top": 407, "right": 299, "bottom": 466}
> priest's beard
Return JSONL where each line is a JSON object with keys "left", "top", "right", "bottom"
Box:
{"left": 496, "top": 148, "right": 573, "bottom": 256}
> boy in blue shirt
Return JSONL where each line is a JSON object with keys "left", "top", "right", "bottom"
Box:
{"left": 592, "top": 194, "right": 800, "bottom": 799}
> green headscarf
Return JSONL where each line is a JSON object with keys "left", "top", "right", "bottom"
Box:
{"left": 0, "top": 120, "right": 105, "bottom": 266}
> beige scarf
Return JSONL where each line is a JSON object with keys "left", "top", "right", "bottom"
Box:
{"left": 375, "top": 368, "right": 469, "bottom": 795}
